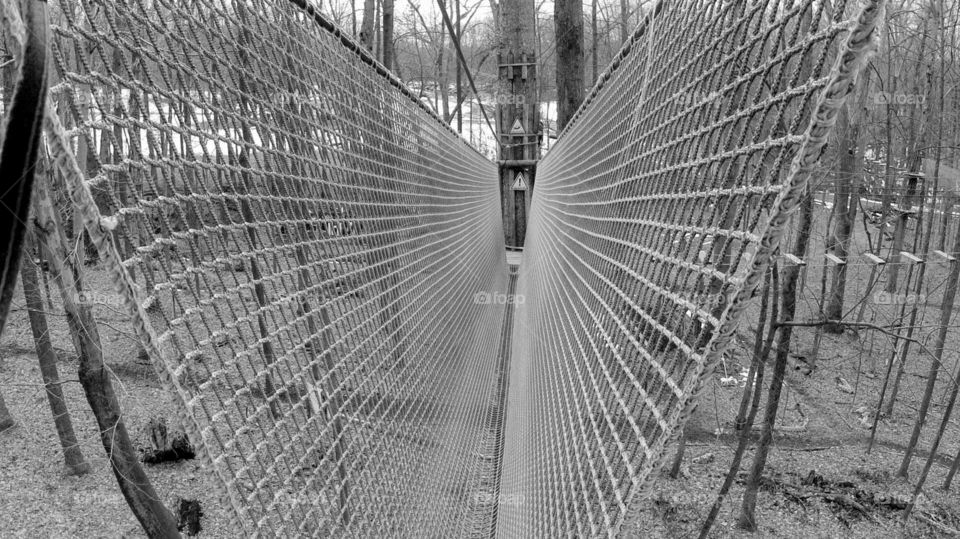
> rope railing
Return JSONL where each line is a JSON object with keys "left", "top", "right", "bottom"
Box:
{"left": 500, "top": 0, "right": 883, "bottom": 535}
{"left": 0, "top": 0, "right": 882, "bottom": 536}
{"left": 22, "top": 0, "right": 508, "bottom": 535}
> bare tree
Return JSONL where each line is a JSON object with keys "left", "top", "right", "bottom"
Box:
{"left": 700, "top": 267, "right": 776, "bottom": 538}
{"left": 591, "top": 0, "right": 598, "bottom": 85}
{"left": 898, "top": 0, "right": 948, "bottom": 477}
{"left": 384, "top": 0, "right": 395, "bottom": 69}
{"left": 739, "top": 188, "right": 813, "bottom": 531}
{"left": 32, "top": 173, "right": 179, "bottom": 537}
{"left": 619, "top": 0, "right": 629, "bottom": 46}
{"left": 904, "top": 217, "right": 960, "bottom": 518}
{"left": 361, "top": 0, "right": 376, "bottom": 49}
{"left": 555, "top": 0, "right": 584, "bottom": 130}
{"left": 883, "top": 2, "right": 942, "bottom": 418}
{"left": 21, "top": 229, "right": 91, "bottom": 476}
{"left": 824, "top": 72, "right": 871, "bottom": 332}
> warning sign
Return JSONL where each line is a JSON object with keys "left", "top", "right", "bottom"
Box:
{"left": 512, "top": 172, "right": 528, "bottom": 191}
{"left": 510, "top": 119, "right": 525, "bottom": 135}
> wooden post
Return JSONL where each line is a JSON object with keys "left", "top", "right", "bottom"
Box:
{"left": 498, "top": 0, "right": 539, "bottom": 247}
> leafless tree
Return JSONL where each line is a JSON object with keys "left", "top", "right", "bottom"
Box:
{"left": 21, "top": 228, "right": 91, "bottom": 476}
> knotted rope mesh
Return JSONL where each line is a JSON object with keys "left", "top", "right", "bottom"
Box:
{"left": 0, "top": 0, "right": 883, "bottom": 535}
{"left": 19, "top": 0, "right": 509, "bottom": 535}
{"left": 498, "top": 0, "right": 882, "bottom": 536}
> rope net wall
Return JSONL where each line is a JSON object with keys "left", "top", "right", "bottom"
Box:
{"left": 0, "top": 0, "right": 884, "bottom": 535}
{"left": 9, "top": 0, "right": 510, "bottom": 535}
{"left": 499, "top": 0, "right": 882, "bottom": 535}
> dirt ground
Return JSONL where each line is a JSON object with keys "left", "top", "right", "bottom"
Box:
{"left": 0, "top": 264, "right": 234, "bottom": 538}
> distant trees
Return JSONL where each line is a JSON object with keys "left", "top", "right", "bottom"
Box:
{"left": 321, "top": 0, "right": 643, "bottom": 133}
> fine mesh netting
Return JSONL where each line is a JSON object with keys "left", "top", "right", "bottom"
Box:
{"left": 0, "top": 0, "right": 883, "bottom": 535}
{"left": 498, "top": 0, "right": 883, "bottom": 535}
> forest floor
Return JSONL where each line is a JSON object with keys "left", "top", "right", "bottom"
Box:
{"left": 633, "top": 323, "right": 960, "bottom": 538}
{"left": 5, "top": 203, "right": 960, "bottom": 537}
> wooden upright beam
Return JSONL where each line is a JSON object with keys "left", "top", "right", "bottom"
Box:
{"left": 498, "top": 0, "right": 539, "bottom": 248}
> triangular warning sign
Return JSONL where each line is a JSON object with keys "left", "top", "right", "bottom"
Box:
{"left": 512, "top": 172, "right": 528, "bottom": 191}
{"left": 510, "top": 119, "right": 525, "bottom": 135}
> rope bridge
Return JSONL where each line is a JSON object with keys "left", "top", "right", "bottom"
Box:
{"left": 0, "top": 0, "right": 881, "bottom": 536}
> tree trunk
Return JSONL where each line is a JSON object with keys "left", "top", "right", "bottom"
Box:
{"left": 701, "top": 268, "right": 776, "bottom": 539}
{"left": 824, "top": 68, "right": 870, "bottom": 331}
{"left": 939, "top": 198, "right": 955, "bottom": 251}
{"left": 904, "top": 221, "right": 960, "bottom": 517}
{"left": 738, "top": 189, "right": 812, "bottom": 530}
{"left": 0, "top": 390, "right": 13, "bottom": 432}
{"left": 555, "top": 0, "right": 584, "bottom": 131}
{"left": 591, "top": 0, "right": 598, "bottom": 86}
{"left": 454, "top": 0, "right": 462, "bottom": 132}
{"left": 885, "top": 16, "right": 928, "bottom": 295}
{"left": 735, "top": 267, "right": 775, "bottom": 430}
{"left": 619, "top": 0, "right": 629, "bottom": 46}
{"left": 21, "top": 229, "right": 91, "bottom": 476}
{"left": 897, "top": 1, "right": 947, "bottom": 476}
{"left": 668, "top": 430, "right": 685, "bottom": 478}
{"left": 944, "top": 440, "right": 960, "bottom": 490}
{"left": 437, "top": 2, "right": 450, "bottom": 122}
{"left": 360, "top": 0, "right": 375, "bottom": 49}
{"left": 883, "top": 7, "right": 940, "bottom": 418}
{"left": 31, "top": 175, "right": 179, "bottom": 537}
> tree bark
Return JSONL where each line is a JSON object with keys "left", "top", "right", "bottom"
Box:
{"left": 591, "top": 0, "right": 598, "bottom": 86}
{"left": 668, "top": 430, "right": 685, "bottom": 478}
{"left": 21, "top": 229, "right": 91, "bottom": 476}
{"left": 619, "top": 0, "right": 629, "bottom": 46}
{"left": 454, "top": 0, "right": 462, "bottom": 132}
{"left": 555, "top": 0, "right": 584, "bottom": 131}
{"left": 437, "top": 1, "right": 450, "bottom": 121}
{"left": 360, "top": 0, "right": 376, "bottom": 50}
{"left": 823, "top": 113, "right": 859, "bottom": 329}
